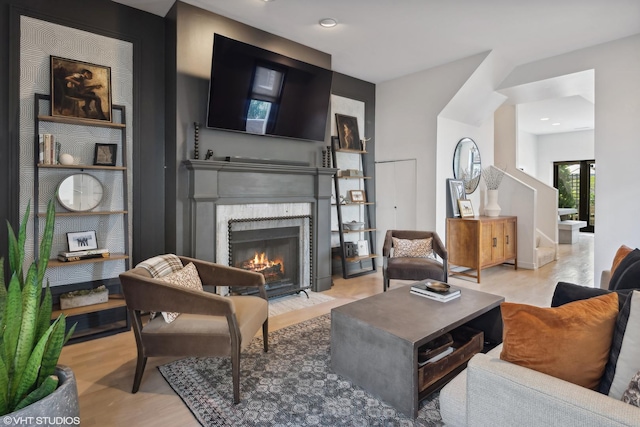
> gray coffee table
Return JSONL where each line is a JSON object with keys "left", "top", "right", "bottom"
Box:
{"left": 330, "top": 284, "right": 504, "bottom": 418}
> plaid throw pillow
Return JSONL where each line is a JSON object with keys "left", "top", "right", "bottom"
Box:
{"left": 136, "top": 254, "right": 183, "bottom": 278}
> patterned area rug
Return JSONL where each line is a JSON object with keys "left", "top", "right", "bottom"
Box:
{"left": 268, "top": 291, "right": 334, "bottom": 317}
{"left": 158, "top": 314, "right": 444, "bottom": 426}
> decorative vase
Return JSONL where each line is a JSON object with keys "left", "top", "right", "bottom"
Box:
{"left": 485, "top": 189, "right": 501, "bottom": 217}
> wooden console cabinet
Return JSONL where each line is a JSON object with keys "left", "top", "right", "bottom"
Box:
{"left": 446, "top": 216, "right": 517, "bottom": 283}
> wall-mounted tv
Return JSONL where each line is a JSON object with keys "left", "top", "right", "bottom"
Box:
{"left": 207, "top": 34, "right": 333, "bottom": 143}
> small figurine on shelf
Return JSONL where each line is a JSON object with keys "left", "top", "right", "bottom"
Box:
{"left": 360, "top": 137, "right": 371, "bottom": 152}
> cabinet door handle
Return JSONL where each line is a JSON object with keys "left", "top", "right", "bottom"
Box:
{"left": 506, "top": 235, "right": 509, "bottom": 244}
{"left": 493, "top": 237, "right": 497, "bottom": 247}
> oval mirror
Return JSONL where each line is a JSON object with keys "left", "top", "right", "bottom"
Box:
{"left": 453, "top": 137, "right": 481, "bottom": 194}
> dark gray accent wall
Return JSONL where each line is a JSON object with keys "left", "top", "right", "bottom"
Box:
{"left": 0, "top": 0, "right": 166, "bottom": 280}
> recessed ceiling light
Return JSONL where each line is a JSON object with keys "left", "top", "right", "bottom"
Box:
{"left": 262, "top": 0, "right": 275, "bottom": 2}
{"left": 540, "top": 117, "right": 550, "bottom": 121}
{"left": 319, "top": 18, "right": 337, "bottom": 28}
{"left": 552, "top": 122, "right": 561, "bottom": 126}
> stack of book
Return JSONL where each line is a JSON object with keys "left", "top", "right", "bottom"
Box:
{"left": 39, "top": 133, "right": 60, "bottom": 165}
{"left": 57, "top": 249, "right": 110, "bottom": 262}
{"left": 410, "top": 281, "right": 461, "bottom": 302}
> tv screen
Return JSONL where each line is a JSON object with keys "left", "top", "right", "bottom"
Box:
{"left": 207, "top": 34, "right": 333, "bottom": 142}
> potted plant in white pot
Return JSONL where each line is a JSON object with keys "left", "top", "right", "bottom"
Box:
{"left": 0, "top": 200, "right": 79, "bottom": 425}
{"left": 482, "top": 166, "right": 506, "bottom": 217}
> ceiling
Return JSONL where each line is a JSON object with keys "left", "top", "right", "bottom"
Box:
{"left": 113, "top": 0, "right": 640, "bottom": 134}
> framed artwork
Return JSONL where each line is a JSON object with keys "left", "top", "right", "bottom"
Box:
{"left": 357, "top": 240, "right": 370, "bottom": 257}
{"left": 458, "top": 199, "right": 475, "bottom": 218}
{"left": 93, "top": 143, "right": 117, "bottom": 166}
{"left": 349, "top": 190, "right": 366, "bottom": 203}
{"left": 50, "top": 56, "right": 112, "bottom": 123}
{"left": 448, "top": 179, "right": 466, "bottom": 217}
{"left": 67, "top": 230, "right": 98, "bottom": 252}
{"left": 335, "top": 114, "right": 360, "bottom": 150}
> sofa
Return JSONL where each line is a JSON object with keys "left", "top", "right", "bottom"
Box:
{"left": 440, "top": 280, "right": 640, "bottom": 426}
{"left": 440, "top": 345, "right": 640, "bottom": 427}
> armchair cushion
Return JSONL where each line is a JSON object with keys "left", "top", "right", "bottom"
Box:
{"left": 391, "top": 237, "right": 434, "bottom": 258}
{"left": 157, "top": 262, "right": 204, "bottom": 323}
{"left": 385, "top": 257, "right": 446, "bottom": 282}
{"left": 500, "top": 292, "right": 619, "bottom": 390}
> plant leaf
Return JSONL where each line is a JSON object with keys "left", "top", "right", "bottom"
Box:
{"left": 0, "top": 257, "right": 6, "bottom": 332}
{"left": 3, "top": 273, "right": 22, "bottom": 392}
{"left": 6, "top": 224, "right": 20, "bottom": 289}
{"left": 10, "top": 264, "right": 39, "bottom": 401}
{"left": 37, "top": 200, "right": 55, "bottom": 288}
{"left": 35, "top": 281, "right": 52, "bottom": 343}
{"left": 11, "top": 317, "right": 56, "bottom": 409}
{"left": 37, "top": 314, "right": 66, "bottom": 387}
{"left": 63, "top": 322, "right": 77, "bottom": 346}
{"left": 16, "top": 202, "right": 29, "bottom": 286}
{"left": 13, "top": 374, "right": 58, "bottom": 412}
{"left": 0, "top": 354, "right": 8, "bottom": 415}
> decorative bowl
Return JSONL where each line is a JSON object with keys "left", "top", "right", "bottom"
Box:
{"left": 343, "top": 221, "right": 364, "bottom": 230}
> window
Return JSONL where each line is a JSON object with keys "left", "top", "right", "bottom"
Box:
{"left": 246, "top": 65, "right": 285, "bottom": 135}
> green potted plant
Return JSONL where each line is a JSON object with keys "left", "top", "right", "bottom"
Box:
{"left": 0, "top": 200, "right": 79, "bottom": 424}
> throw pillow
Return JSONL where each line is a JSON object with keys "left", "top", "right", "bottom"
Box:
{"left": 551, "top": 281, "right": 632, "bottom": 311}
{"left": 136, "top": 253, "right": 183, "bottom": 278}
{"left": 611, "top": 245, "right": 634, "bottom": 276}
{"left": 157, "top": 262, "right": 204, "bottom": 323}
{"left": 608, "top": 248, "right": 640, "bottom": 290}
{"left": 392, "top": 237, "right": 433, "bottom": 258}
{"left": 599, "top": 290, "right": 640, "bottom": 398}
{"left": 621, "top": 370, "right": 640, "bottom": 407}
{"left": 500, "top": 292, "right": 619, "bottom": 390}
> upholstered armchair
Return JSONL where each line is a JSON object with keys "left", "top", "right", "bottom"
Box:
{"left": 382, "top": 230, "right": 448, "bottom": 291}
{"left": 119, "top": 255, "right": 268, "bottom": 404}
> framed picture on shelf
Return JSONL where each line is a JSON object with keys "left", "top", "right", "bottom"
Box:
{"left": 357, "top": 240, "right": 370, "bottom": 257}
{"left": 93, "top": 143, "right": 117, "bottom": 166}
{"left": 349, "top": 190, "right": 366, "bottom": 203}
{"left": 458, "top": 199, "right": 475, "bottom": 218}
{"left": 448, "top": 179, "right": 466, "bottom": 217}
{"left": 50, "top": 56, "right": 112, "bottom": 123}
{"left": 67, "top": 230, "right": 98, "bottom": 252}
{"left": 335, "top": 114, "right": 360, "bottom": 150}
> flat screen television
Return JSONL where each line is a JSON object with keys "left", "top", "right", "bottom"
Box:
{"left": 207, "top": 34, "right": 333, "bottom": 142}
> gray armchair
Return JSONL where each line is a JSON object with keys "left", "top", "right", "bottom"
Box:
{"left": 382, "top": 230, "right": 448, "bottom": 291}
{"left": 119, "top": 255, "right": 268, "bottom": 404}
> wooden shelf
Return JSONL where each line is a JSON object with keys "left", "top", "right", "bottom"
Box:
{"left": 37, "top": 114, "right": 125, "bottom": 129}
{"left": 332, "top": 202, "right": 374, "bottom": 206}
{"left": 37, "top": 164, "right": 126, "bottom": 171}
{"left": 52, "top": 294, "right": 126, "bottom": 319}
{"left": 335, "top": 148, "right": 367, "bottom": 154}
{"left": 332, "top": 228, "right": 376, "bottom": 233}
{"left": 345, "top": 254, "right": 380, "bottom": 263}
{"left": 48, "top": 253, "right": 128, "bottom": 267}
{"left": 38, "top": 210, "right": 128, "bottom": 217}
{"left": 338, "top": 176, "right": 372, "bottom": 179}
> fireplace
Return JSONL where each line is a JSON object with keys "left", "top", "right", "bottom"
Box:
{"left": 228, "top": 216, "right": 311, "bottom": 298}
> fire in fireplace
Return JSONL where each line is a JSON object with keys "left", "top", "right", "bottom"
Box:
{"left": 229, "top": 223, "right": 304, "bottom": 298}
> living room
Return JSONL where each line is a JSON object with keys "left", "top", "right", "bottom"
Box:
{"left": 1, "top": 0, "right": 639, "bottom": 425}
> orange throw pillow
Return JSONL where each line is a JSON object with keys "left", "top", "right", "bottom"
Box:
{"left": 611, "top": 245, "right": 633, "bottom": 275}
{"left": 500, "top": 292, "right": 618, "bottom": 390}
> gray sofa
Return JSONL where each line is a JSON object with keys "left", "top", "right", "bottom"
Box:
{"left": 439, "top": 345, "right": 640, "bottom": 427}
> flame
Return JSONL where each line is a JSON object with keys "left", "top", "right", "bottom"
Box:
{"left": 241, "top": 251, "right": 285, "bottom": 276}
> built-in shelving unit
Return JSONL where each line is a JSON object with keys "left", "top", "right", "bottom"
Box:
{"left": 331, "top": 140, "right": 378, "bottom": 278}
{"left": 33, "top": 93, "right": 130, "bottom": 343}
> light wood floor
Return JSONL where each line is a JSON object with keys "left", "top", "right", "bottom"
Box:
{"left": 59, "top": 234, "right": 595, "bottom": 426}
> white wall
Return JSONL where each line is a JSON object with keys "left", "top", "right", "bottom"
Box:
{"left": 536, "top": 130, "right": 595, "bottom": 184}
{"left": 499, "top": 33, "right": 640, "bottom": 279}
{"left": 376, "top": 52, "right": 489, "bottom": 232}
{"left": 517, "top": 130, "right": 538, "bottom": 175}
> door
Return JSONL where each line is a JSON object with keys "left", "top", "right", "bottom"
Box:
{"left": 553, "top": 160, "right": 595, "bottom": 232}
{"left": 375, "top": 159, "right": 417, "bottom": 256}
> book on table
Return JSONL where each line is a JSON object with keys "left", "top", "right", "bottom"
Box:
{"left": 410, "top": 289, "right": 460, "bottom": 302}
{"left": 411, "top": 280, "right": 461, "bottom": 300}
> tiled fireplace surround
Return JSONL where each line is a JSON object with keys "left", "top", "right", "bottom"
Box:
{"left": 185, "top": 160, "right": 336, "bottom": 292}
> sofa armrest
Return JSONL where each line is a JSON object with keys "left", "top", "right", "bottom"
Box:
{"left": 600, "top": 269, "right": 612, "bottom": 290}
{"left": 466, "top": 353, "right": 640, "bottom": 427}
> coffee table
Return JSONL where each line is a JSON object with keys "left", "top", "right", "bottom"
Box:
{"left": 330, "top": 284, "right": 504, "bottom": 418}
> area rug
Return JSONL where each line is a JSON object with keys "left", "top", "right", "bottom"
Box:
{"left": 158, "top": 314, "right": 444, "bottom": 426}
{"left": 268, "top": 291, "right": 334, "bottom": 317}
